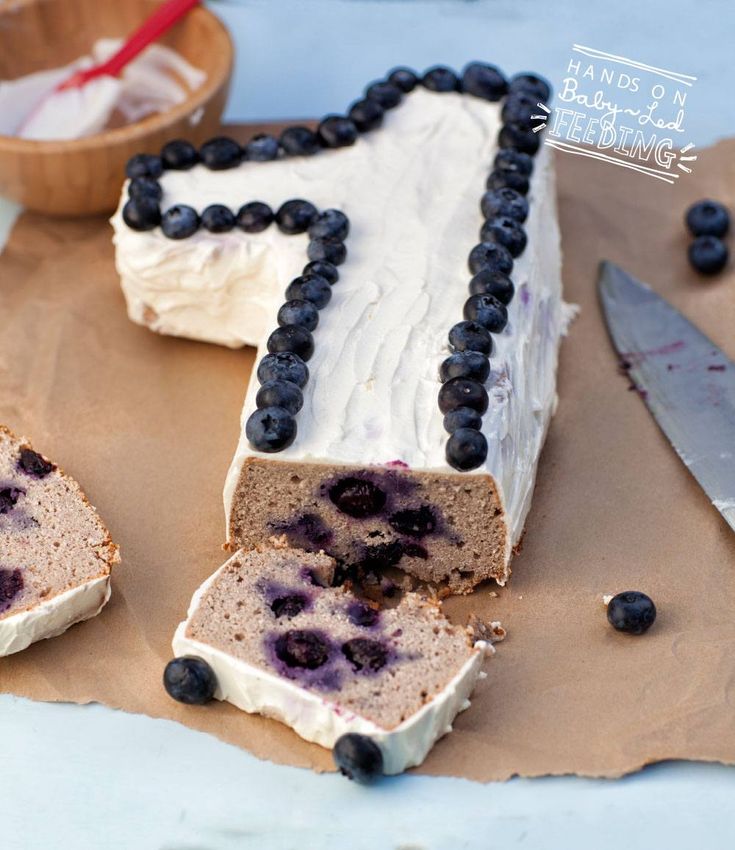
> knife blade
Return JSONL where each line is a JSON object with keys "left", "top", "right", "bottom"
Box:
{"left": 598, "top": 260, "right": 735, "bottom": 533}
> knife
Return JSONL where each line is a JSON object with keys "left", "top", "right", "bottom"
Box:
{"left": 598, "top": 260, "right": 735, "bottom": 533}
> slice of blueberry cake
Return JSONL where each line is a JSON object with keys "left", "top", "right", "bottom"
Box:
{"left": 0, "top": 426, "right": 119, "bottom": 656}
{"left": 169, "top": 542, "right": 488, "bottom": 774}
{"left": 112, "top": 64, "right": 571, "bottom": 591}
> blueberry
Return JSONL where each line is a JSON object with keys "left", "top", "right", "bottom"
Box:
{"left": 446, "top": 428, "right": 488, "bottom": 471}
{"left": 498, "top": 122, "right": 541, "bottom": 156}
{"left": 348, "top": 98, "right": 384, "bottom": 132}
{"left": 0, "top": 568, "right": 23, "bottom": 612}
{"left": 606, "top": 591, "right": 657, "bottom": 635}
{"left": 357, "top": 541, "right": 405, "bottom": 571}
{"left": 440, "top": 351, "right": 490, "bottom": 383}
{"left": 128, "top": 176, "right": 162, "bottom": 203}
{"left": 438, "top": 377, "right": 489, "bottom": 414}
{"left": 257, "top": 352, "right": 309, "bottom": 388}
{"left": 308, "top": 238, "right": 347, "bottom": 266}
{"left": 199, "top": 136, "right": 242, "bottom": 170}
{"left": 122, "top": 198, "right": 161, "bottom": 231}
{"left": 237, "top": 201, "right": 274, "bottom": 233}
{"left": 267, "top": 325, "right": 315, "bottom": 361}
{"left": 495, "top": 148, "right": 534, "bottom": 177}
{"left": 280, "top": 126, "right": 320, "bottom": 156}
{"left": 481, "top": 188, "right": 528, "bottom": 223}
{"left": 685, "top": 199, "right": 729, "bottom": 238}
{"left": 318, "top": 115, "right": 358, "bottom": 148}
{"left": 160, "top": 139, "right": 199, "bottom": 170}
{"left": 201, "top": 204, "right": 235, "bottom": 233}
{"left": 341, "top": 637, "right": 388, "bottom": 672}
{"left": 18, "top": 447, "right": 55, "bottom": 478}
{"left": 244, "top": 133, "right": 280, "bottom": 161}
{"left": 0, "top": 487, "right": 23, "bottom": 514}
{"left": 276, "top": 199, "right": 318, "bottom": 235}
{"left": 464, "top": 293, "right": 509, "bottom": 333}
{"left": 468, "top": 241, "right": 514, "bottom": 276}
{"left": 246, "top": 406, "right": 297, "bottom": 452}
{"left": 422, "top": 66, "right": 459, "bottom": 92}
{"left": 509, "top": 72, "right": 552, "bottom": 102}
{"left": 163, "top": 656, "right": 217, "bottom": 704}
{"left": 333, "top": 734, "right": 384, "bottom": 783}
{"left": 688, "top": 236, "right": 728, "bottom": 275}
{"left": 256, "top": 379, "right": 304, "bottom": 415}
{"left": 481, "top": 217, "right": 527, "bottom": 257}
{"left": 161, "top": 204, "right": 200, "bottom": 239}
{"left": 285, "top": 274, "right": 332, "bottom": 309}
{"left": 275, "top": 629, "right": 330, "bottom": 669}
{"left": 388, "top": 67, "right": 418, "bottom": 93}
{"left": 277, "top": 299, "right": 319, "bottom": 332}
{"left": 125, "top": 153, "right": 163, "bottom": 179}
{"left": 502, "top": 91, "right": 541, "bottom": 129}
{"left": 270, "top": 593, "right": 308, "bottom": 618}
{"left": 346, "top": 600, "right": 380, "bottom": 627}
{"left": 309, "top": 209, "right": 350, "bottom": 241}
{"left": 461, "top": 62, "right": 507, "bottom": 101}
{"left": 448, "top": 320, "right": 493, "bottom": 355}
{"left": 303, "top": 260, "right": 339, "bottom": 285}
{"left": 485, "top": 169, "right": 529, "bottom": 195}
{"left": 469, "top": 269, "right": 515, "bottom": 305}
{"left": 328, "top": 477, "right": 387, "bottom": 517}
{"left": 366, "top": 80, "right": 402, "bottom": 109}
{"left": 444, "top": 406, "right": 482, "bottom": 433}
{"left": 271, "top": 512, "right": 333, "bottom": 551}
{"left": 388, "top": 505, "right": 438, "bottom": 537}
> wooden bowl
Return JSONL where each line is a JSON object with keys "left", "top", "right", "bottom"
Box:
{"left": 0, "top": 0, "right": 233, "bottom": 216}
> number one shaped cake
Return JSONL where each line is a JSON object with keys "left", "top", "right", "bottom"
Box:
{"left": 112, "top": 63, "right": 571, "bottom": 594}
{"left": 113, "top": 64, "right": 570, "bottom": 774}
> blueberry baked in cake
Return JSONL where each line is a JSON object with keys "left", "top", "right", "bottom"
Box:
{"left": 170, "top": 541, "right": 489, "bottom": 774}
{"left": 112, "top": 63, "right": 570, "bottom": 594}
{"left": 0, "top": 426, "right": 119, "bottom": 656}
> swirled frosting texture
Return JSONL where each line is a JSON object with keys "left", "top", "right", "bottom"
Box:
{"left": 111, "top": 89, "right": 567, "bottom": 547}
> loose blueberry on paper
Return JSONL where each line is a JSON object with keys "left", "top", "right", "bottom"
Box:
{"left": 685, "top": 199, "right": 729, "bottom": 238}
{"left": 333, "top": 733, "right": 384, "bottom": 783}
{"left": 163, "top": 656, "right": 217, "bottom": 704}
{"left": 606, "top": 591, "right": 657, "bottom": 635}
{"left": 688, "top": 236, "right": 728, "bottom": 276}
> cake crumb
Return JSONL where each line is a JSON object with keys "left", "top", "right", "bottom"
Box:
{"left": 488, "top": 590, "right": 498, "bottom": 598}
{"left": 602, "top": 594, "right": 614, "bottom": 606}
{"left": 467, "top": 614, "right": 507, "bottom": 644}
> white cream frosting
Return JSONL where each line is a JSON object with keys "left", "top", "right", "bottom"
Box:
{"left": 0, "top": 575, "right": 111, "bottom": 657}
{"left": 172, "top": 558, "right": 488, "bottom": 775}
{"left": 111, "top": 88, "right": 567, "bottom": 558}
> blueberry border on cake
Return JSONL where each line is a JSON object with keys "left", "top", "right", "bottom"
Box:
{"left": 119, "top": 63, "right": 551, "bottom": 470}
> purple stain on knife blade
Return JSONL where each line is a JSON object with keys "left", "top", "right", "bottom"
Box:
{"left": 708, "top": 365, "right": 726, "bottom": 372}
{"left": 620, "top": 340, "right": 686, "bottom": 367}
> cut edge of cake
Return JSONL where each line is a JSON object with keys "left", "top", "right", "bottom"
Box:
{"left": 0, "top": 575, "right": 111, "bottom": 656}
{"left": 0, "top": 425, "right": 120, "bottom": 657}
{"left": 172, "top": 544, "right": 490, "bottom": 775}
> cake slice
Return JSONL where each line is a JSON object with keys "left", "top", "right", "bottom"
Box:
{"left": 0, "top": 426, "right": 119, "bottom": 656}
{"left": 170, "top": 542, "right": 489, "bottom": 774}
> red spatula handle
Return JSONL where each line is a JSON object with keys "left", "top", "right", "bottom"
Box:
{"left": 59, "top": 0, "right": 201, "bottom": 89}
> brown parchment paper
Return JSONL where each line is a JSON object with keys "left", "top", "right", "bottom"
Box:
{"left": 1, "top": 125, "right": 735, "bottom": 783}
